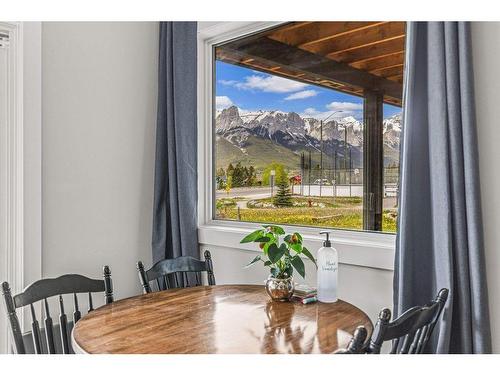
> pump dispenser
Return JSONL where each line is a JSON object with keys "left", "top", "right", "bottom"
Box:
{"left": 317, "top": 231, "right": 338, "bottom": 303}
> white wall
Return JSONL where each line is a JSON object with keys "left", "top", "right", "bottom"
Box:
{"left": 30, "top": 21, "right": 500, "bottom": 353}
{"left": 472, "top": 22, "right": 500, "bottom": 353}
{"left": 42, "top": 22, "right": 158, "bottom": 301}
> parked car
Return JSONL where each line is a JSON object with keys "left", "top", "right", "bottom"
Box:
{"left": 313, "top": 179, "right": 330, "bottom": 185}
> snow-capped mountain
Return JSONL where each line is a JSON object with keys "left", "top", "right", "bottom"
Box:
{"left": 216, "top": 106, "right": 402, "bottom": 168}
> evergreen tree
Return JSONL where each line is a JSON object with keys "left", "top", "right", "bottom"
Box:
{"left": 226, "top": 163, "right": 234, "bottom": 177}
{"left": 273, "top": 179, "right": 293, "bottom": 207}
{"left": 231, "top": 162, "right": 245, "bottom": 187}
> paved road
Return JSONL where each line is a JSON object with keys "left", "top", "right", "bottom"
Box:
{"left": 216, "top": 186, "right": 397, "bottom": 210}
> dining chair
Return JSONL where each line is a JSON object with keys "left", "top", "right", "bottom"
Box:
{"left": 367, "top": 288, "right": 449, "bottom": 354}
{"left": 137, "top": 250, "right": 215, "bottom": 293}
{"left": 1, "top": 266, "right": 114, "bottom": 354}
{"left": 334, "top": 326, "right": 368, "bottom": 354}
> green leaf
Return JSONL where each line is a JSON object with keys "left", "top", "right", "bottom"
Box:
{"left": 283, "top": 234, "right": 292, "bottom": 243}
{"left": 262, "top": 225, "right": 285, "bottom": 235}
{"left": 254, "top": 236, "right": 270, "bottom": 243}
{"left": 290, "top": 243, "right": 303, "bottom": 253}
{"left": 301, "top": 247, "right": 317, "bottom": 267}
{"left": 279, "top": 243, "right": 288, "bottom": 253}
{"left": 268, "top": 243, "right": 286, "bottom": 264}
{"left": 240, "top": 229, "right": 264, "bottom": 243}
{"left": 291, "top": 256, "right": 305, "bottom": 278}
{"left": 263, "top": 261, "right": 272, "bottom": 267}
{"left": 244, "top": 255, "right": 261, "bottom": 268}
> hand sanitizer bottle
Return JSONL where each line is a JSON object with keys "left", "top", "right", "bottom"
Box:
{"left": 317, "top": 231, "right": 338, "bottom": 303}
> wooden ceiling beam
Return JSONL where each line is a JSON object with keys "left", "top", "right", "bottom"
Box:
{"left": 265, "top": 22, "right": 313, "bottom": 34}
{"left": 267, "top": 21, "right": 383, "bottom": 48}
{"left": 348, "top": 50, "right": 404, "bottom": 65}
{"left": 386, "top": 74, "right": 403, "bottom": 82}
{"left": 350, "top": 51, "right": 405, "bottom": 71}
{"left": 300, "top": 22, "right": 387, "bottom": 48}
{"left": 330, "top": 36, "right": 406, "bottom": 63}
{"left": 220, "top": 36, "right": 402, "bottom": 100}
{"left": 326, "top": 34, "right": 405, "bottom": 59}
{"left": 369, "top": 63, "right": 404, "bottom": 74}
{"left": 373, "top": 65, "right": 404, "bottom": 78}
{"left": 300, "top": 22, "right": 405, "bottom": 57}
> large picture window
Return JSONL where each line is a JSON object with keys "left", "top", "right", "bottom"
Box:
{"left": 213, "top": 22, "right": 405, "bottom": 233}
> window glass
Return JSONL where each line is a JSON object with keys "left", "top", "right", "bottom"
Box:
{"left": 213, "top": 22, "right": 404, "bottom": 233}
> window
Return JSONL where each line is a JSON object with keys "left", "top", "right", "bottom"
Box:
{"left": 212, "top": 22, "right": 404, "bottom": 233}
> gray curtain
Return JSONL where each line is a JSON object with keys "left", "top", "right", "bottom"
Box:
{"left": 394, "top": 22, "right": 491, "bottom": 353}
{"left": 152, "top": 22, "right": 198, "bottom": 264}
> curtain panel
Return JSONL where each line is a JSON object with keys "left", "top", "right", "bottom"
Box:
{"left": 152, "top": 22, "right": 199, "bottom": 264}
{"left": 394, "top": 22, "right": 491, "bottom": 354}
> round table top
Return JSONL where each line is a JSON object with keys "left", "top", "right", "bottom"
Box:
{"left": 72, "top": 284, "right": 373, "bottom": 354}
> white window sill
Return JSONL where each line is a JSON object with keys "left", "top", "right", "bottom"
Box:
{"left": 198, "top": 220, "right": 395, "bottom": 271}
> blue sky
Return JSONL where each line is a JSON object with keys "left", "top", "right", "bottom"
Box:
{"left": 215, "top": 60, "right": 401, "bottom": 120}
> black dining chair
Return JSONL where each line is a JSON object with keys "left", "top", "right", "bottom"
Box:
{"left": 335, "top": 326, "right": 369, "bottom": 354}
{"left": 137, "top": 250, "right": 216, "bottom": 293}
{"left": 366, "top": 288, "right": 449, "bottom": 354}
{"left": 1, "top": 266, "right": 114, "bottom": 354}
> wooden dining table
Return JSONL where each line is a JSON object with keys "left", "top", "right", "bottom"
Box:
{"left": 72, "top": 284, "right": 373, "bottom": 354}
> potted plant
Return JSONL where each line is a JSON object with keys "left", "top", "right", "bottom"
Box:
{"left": 241, "top": 225, "right": 317, "bottom": 301}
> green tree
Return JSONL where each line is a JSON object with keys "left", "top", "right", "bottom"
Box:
{"left": 226, "top": 163, "right": 235, "bottom": 177}
{"left": 225, "top": 175, "right": 232, "bottom": 195}
{"left": 262, "top": 162, "right": 288, "bottom": 186}
{"left": 216, "top": 167, "right": 225, "bottom": 177}
{"left": 232, "top": 162, "right": 245, "bottom": 187}
{"left": 273, "top": 179, "right": 293, "bottom": 207}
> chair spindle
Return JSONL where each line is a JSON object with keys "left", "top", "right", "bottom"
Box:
{"left": 409, "top": 327, "right": 423, "bottom": 353}
{"left": 390, "top": 338, "right": 400, "bottom": 354}
{"left": 73, "top": 293, "right": 81, "bottom": 323}
{"left": 103, "top": 266, "right": 114, "bottom": 304}
{"left": 88, "top": 292, "right": 94, "bottom": 313}
{"left": 163, "top": 276, "right": 170, "bottom": 289}
{"left": 204, "top": 250, "right": 216, "bottom": 285}
{"left": 44, "top": 298, "right": 56, "bottom": 354}
{"left": 59, "top": 295, "right": 70, "bottom": 354}
{"left": 399, "top": 332, "right": 415, "bottom": 353}
{"left": 174, "top": 273, "right": 180, "bottom": 288}
{"left": 137, "top": 261, "right": 152, "bottom": 294}
{"left": 30, "top": 303, "right": 43, "bottom": 354}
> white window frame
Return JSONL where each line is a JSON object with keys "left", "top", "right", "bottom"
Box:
{"left": 197, "top": 22, "right": 395, "bottom": 271}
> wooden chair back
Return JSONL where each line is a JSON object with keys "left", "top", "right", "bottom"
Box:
{"left": 137, "top": 250, "right": 215, "bottom": 293}
{"left": 368, "top": 288, "right": 449, "bottom": 354}
{"left": 1, "top": 266, "right": 113, "bottom": 354}
{"left": 335, "top": 326, "right": 368, "bottom": 354}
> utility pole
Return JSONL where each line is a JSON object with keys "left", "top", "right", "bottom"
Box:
{"left": 344, "top": 125, "right": 348, "bottom": 185}
{"left": 320, "top": 120, "right": 323, "bottom": 197}
{"left": 349, "top": 147, "right": 352, "bottom": 196}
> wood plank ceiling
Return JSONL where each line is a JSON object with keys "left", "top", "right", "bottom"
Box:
{"left": 216, "top": 22, "right": 406, "bottom": 106}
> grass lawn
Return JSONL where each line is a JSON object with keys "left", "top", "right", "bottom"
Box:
{"left": 216, "top": 195, "right": 397, "bottom": 233}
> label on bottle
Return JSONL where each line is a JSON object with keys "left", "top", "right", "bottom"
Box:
{"left": 321, "top": 260, "right": 338, "bottom": 272}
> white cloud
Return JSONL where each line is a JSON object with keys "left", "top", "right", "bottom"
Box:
{"left": 326, "top": 101, "right": 363, "bottom": 112}
{"left": 300, "top": 107, "right": 355, "bottom": 121}
{"left": 234, "top": 75, "right": 309, "bottom": 93}
{"left": 284, "top": 90, "right": 318, "bottom": 101}
{"left": 215, "top": 96, "right": 233, "bottom": 110}
{"left": 218, "top": 80, "right": 238, "bottom": 86}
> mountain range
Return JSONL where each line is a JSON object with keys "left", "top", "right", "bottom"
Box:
{"left": 215, "top": 106, "right": 401, "bottom": 172}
